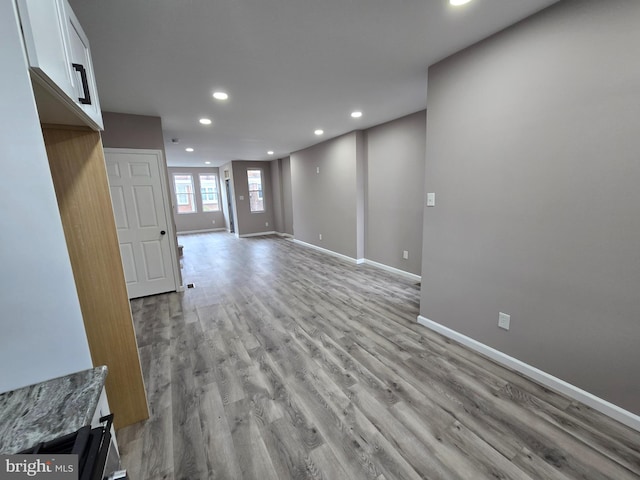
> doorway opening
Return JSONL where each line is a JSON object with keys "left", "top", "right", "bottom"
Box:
{"left": 226, "top": 178, "right": 235, "bottom": 234}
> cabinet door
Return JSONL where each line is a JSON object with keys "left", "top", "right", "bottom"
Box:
{"left": 63, "top": 1, "right": 103, "bottom": 129}
{"left": 17, "top": 0, "right": 103, "bottom": 130}
{"left": 17, "top": 0, "right": 75, "bottom": 100}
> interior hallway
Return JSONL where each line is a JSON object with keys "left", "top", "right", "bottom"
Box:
{"left": 116, "top": 232, "right": 640, "bottom": 479}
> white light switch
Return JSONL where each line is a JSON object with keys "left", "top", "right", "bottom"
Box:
{"left": 239, "top": 195, "right": 244, "bottom": 200}
{"left": 427, "top": 192, "right": 436, "bottom": 207}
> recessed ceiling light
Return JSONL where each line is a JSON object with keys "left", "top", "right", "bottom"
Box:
{"left": 450, "top": 0, "right": 472, "bottom": 5}
{"left": 351, "top": 111, "right": 363, "bottom": 118}
{"left": 314, "top": 129, "right": 324, "bottom": 136}
{"left": 199, "top": 118, "right": 212, "bottom": 125}
{"left": 213, "top": 91, "right": 228, "bottom": 100}
{"left": 267, "top": 151, "right": 274, "bottom": 155}
{"left": 185, "top": 147, "right": 194, "bottom": 152}
{"left": 205, "top": 161, "right": 211, "bottom": 165}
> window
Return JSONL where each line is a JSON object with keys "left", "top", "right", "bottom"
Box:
{"left": 200, "top": 174, "right": 220, "bottom": 212}
{"left": 173, "top": 174, "right": 196, "bottom": 214}
{"left": 247, "top": 168, "right": 264, "bottom": 212}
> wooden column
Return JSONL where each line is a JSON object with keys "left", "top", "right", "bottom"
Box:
{"left": 43, "top": 125, "right": 149, "bottom": 429}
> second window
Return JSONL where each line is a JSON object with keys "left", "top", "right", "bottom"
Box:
{"left": 247, "top": 169, "right": 264, "bottom": 212}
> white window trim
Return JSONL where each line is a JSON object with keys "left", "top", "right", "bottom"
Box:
{"left": 199, "top": 173, "right": 221, "bottom": 212}
{"left": 172, "top": 173, "right": 197, "bottom": 214}
{"left": 247, "top": 168, "right": 265, "bottom": 213}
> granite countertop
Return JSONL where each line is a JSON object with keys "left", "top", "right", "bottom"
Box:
{"left": 0, "top": 366, "right": 108, "bottom": 454}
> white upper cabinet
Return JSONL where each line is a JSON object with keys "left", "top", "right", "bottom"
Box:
{"left": 64, "top": 3, "right": 103, "bottom": 128}
{"left": 17, "top": 0, "right": 103, "bottom": 130}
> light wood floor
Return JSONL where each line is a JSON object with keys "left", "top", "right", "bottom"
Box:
{"left": 117, "top": 232, "right": 640, "bottom": 480}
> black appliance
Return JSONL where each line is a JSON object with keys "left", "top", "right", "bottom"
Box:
{"left": 18, "top": 414, "right": 118, "bottom": 480}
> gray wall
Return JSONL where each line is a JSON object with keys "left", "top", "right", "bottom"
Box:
{"left": 270, "top": 158, "right": 285, "bottom": 233}
{"left": 270, "top": 157, "right": 293, "bottom": 236}
{"left": 269, "top": 156, "right": 294, "bottom": 236}
{"left": 0, "top": 1, "right": 92, "bottom": 392}
{"left": 231, "top": 161, "right": 275, "bottom": 236}
{"left": 366, "top": 111, "right": 426, "bottom": 275}
{"left": 420, "top": 0, "right": 640, "bottom": 414}
{"left": 355, "top": 132, "right": 365, "bottom": 260}
{"left": 167, "top": 166, "right": 226, "bottom": 233}
{"left": 281, "top": 156, "right": 294, "bottom": 235}
{"left": 102, "top": 112, "right": 165, "bottom": 151}
{"left": 291, "top": 132, "right": 362, "bottom": 259}
{"left": 289, "top": 117, "right": 424, "bottom": 272}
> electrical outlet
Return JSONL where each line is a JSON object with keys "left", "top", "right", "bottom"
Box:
{"left": 427, "top": 192, "right": 436, "bottom": 207}
{"left": 402, "top": 250, "right": 409, "bottom": 260}
{"left": 319, "top": 233, "right": 322, "bottom": 240}
{"left": 316, "top": 167, "right": 320, "bottom": 174}
{"left": 498, "top": 312, "right": 510, "bottom": 330}
{"left": 265, "top": 222, "right": 269, "bottom": 227}
{"left": 212, "top": 220, "right": 215, "bottom": 225}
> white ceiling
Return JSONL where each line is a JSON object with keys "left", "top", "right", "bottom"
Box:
{"left": 69, "top": 0, "right": 559, "bottom": 167}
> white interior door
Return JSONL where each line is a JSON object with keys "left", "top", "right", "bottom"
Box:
{"left": 105, "top": 149, "right": 177, "bottom": 298}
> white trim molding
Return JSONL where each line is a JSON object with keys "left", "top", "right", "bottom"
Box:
{"left": 239, "top": 230, "right": 277, "bottom": 238}
{"left": 363, "top": 259, "right": 421, "bottom": 282}
{"left": 291, "top": 240, "right": 423, "bottom": 281}
{"left": 292, "top": 239, "right": 358, "bottom": 264}
{"left": 177, "top": 228, "right": 226, "bottom": 235}
{"left": 416, "top": 316, "right": 640, "bottom": 432}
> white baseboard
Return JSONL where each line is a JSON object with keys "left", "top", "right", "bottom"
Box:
{"left": 416, "top": 316, "right": 640, "bottom": 432}
{"left": 177, "top": 228, "right": 226, "bottom": 235}
{"left": 176, "top": 285, "right": 185, "bottom": 293}
{"left": 239, "top": 230, "right": 277, "bottom": 238}
{"left": 277, "top": 232, "right": 294, "bottom": 239}
{"left": 290, "top": 240, "right": 423, "bottom": 281}
{"left": 363, "top": 259, "right": 421, "bottom": 282}
{"left": 292, "top": 239, "right": 358, "bottom": 264}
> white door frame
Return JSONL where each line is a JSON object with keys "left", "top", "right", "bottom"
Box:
{"left": 104, "top": 147, "right": 182, "bottom": 295}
